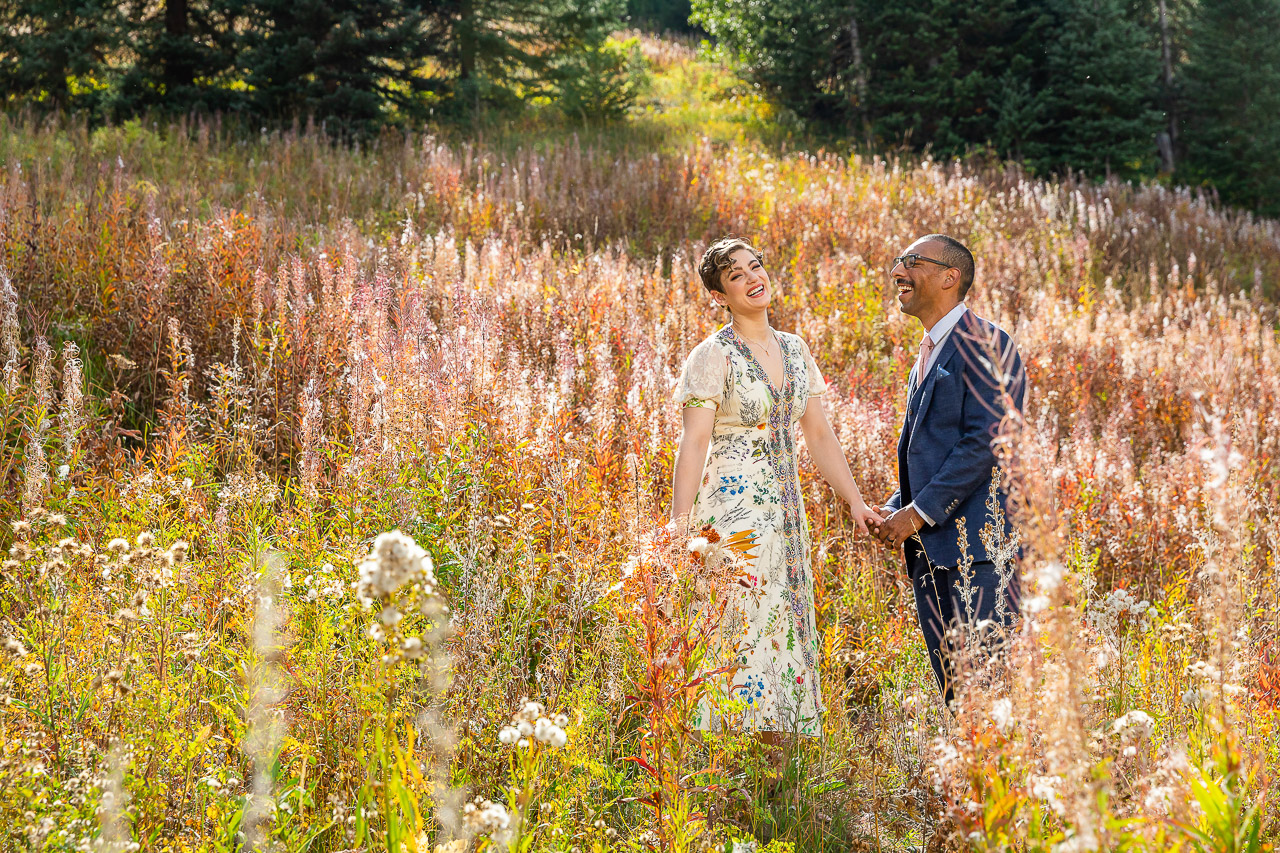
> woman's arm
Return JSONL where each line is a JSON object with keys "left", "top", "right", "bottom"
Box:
{"left": 798, "top": 398, "right": 882, "bottom": 534}
{"left": 670, "top": 405, "right": 716, "bottom": 528}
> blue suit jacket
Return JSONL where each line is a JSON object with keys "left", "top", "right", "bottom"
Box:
{"left": 885, "top": 310, "right": 1026, "bottom": 569}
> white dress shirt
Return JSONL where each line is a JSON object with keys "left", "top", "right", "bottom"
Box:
{"left": 907, "top": 303, "right": 969, "bottom": 527}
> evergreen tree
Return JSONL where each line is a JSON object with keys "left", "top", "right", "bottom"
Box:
{"left": 1178, "top": 0, "right": 1280, "bottom": 215}
{"left": 691, "top": 0, "right": 861, "bottom": 126}
{"left": 449, "top": 0, "right": 631, "bottom": 115}
{"left": 237, "top": 0, "right": 453, "bottom": 133}
{"left": 627, "top": 0, "right": 694, "bottom": 32}
{"left": 1019, "top": 0, "right": 1161, "bottom": 177}
{"left": 857, "top": 0, "right": 1044, "bottom": 155}
{"left": 0, "top": 0, "right": 124, "bottom": 112}
{"left": 114, "top": 0, "right": 244, "bottom": 115}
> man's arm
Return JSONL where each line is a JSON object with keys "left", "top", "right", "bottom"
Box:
{"left": 912, "top": 331, "right": 1025, "bottom": 525}
{"left": 883, "top": 489, "right": 903, "bottom": 513}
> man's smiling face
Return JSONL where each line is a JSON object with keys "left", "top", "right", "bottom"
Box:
{"left": 891, "top": 238, "right": 957, "bottom": 322}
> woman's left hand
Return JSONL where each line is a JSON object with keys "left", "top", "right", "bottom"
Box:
{"left": 849, "top": 501, "right": 885, "bottom": 536}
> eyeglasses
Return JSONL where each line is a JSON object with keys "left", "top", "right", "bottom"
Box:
{"left": 891, "top": 253, "right": 954, "bottom": 272}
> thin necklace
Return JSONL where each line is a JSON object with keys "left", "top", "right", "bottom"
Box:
{"left": 733, "top": 325, "right": 774, "bottom": 356}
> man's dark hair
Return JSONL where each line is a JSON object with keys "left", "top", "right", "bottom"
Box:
{"left": 919, "top": 234, "right": 975, "bottom": 299}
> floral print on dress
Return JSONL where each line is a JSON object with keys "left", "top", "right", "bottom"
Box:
{"left": 674, "top": 325, "right": 827, "bottom": 736}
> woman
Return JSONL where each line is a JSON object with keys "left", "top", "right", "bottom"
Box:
{"left": 671, "top": 237, "right": 881, "bottom": 740}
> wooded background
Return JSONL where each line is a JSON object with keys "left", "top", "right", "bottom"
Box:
{"left": 1, "top": 0, "right": 1275, "bottom": 215}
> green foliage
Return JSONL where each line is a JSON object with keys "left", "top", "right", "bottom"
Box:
{"left": 0, "top": 0, "right": 638, "bottom": 133}
{"left": 627, "top": 0, "right": 694, "bottom": 32}
{"left": 1018, "top": 0, "right": 1162, "bottom": 177}
{"left": 693, "top": 0, "right": 1280, "bottom": 212}
{"left": 112, "top": 0, "right": 243, "bottom": 117}
{"left": 691, "top": 0, "right": 857, "bottom": 127}
{"left": 1177, "top": 0, "right": 1280, "bottom": 216}
{"left": 552, "top": 36, "right": 649, "bottom": 123}
{"left": 235, "top": 0, "right": 453, "bottom": 134}
{"left": 0, "top": 0, "right": 125, "bottom": 115}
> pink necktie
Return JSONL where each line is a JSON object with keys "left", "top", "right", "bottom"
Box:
{"left": 914, "top": 333, "right": 935, "bottom": 387}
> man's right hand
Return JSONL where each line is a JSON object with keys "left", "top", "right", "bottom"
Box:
{"left": 867, "top": 506, "right": 891, "bottom": 543}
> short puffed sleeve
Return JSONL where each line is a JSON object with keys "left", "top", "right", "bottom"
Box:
{"left": 799, "top": 338, "right": 827, "bottom": 397}
{"left": 674, "top": 338, "right": 729, "bottom": 410}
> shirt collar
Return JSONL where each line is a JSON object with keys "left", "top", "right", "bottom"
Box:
{"left": 926, "top": 303, "right": 969, "bottom": 345}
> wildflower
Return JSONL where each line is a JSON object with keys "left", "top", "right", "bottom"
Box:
{"left": 498, "top": 726, "right": 520, "bottom": 745}
{"left": 168, "top": 541, "right": 189, "bottom": 562}
{"left": 23, "top": 662, "right": 41, "bottom": 677}
{"left": 1113, "top": 709, "right": 1154, "bottom": 742}
{"left": 106, "top": 538, "right": 129, "bottom": 556}
{"left": 10, "top": 520, "right": 30, "bottom": 536}
{"left": 990, "top": 698, "right": 1013, "bottom": 734}
{"left": 687, "top": 536, "right": 710, "bottom": 555}
{"left": 1029, "top": 775, "right": 1064, "bottom": 816}
{"left": 1036, "top": 560, "right": 1065, "bottom": 593}
{"left": 357, "top": 530, "right": 434, "bottom": 602}
{"left": 378, "top": 605, "right": 402, "bottom": 627}
{"left": 533, "top": 717, "right": 555, "bottom": 742}
{"left": 136, "top": 531, "right": 155, "bottom": 548}
{"left": 553, "top": 713, "right": 568, "bottom": 727}
{"left": 463, "top": 797, "right": 513, "bottom": 845}
{"left": 401, "top": 637, "right": 424, "bottom": 660}
{"left": 3, "top": 637, "right": 28, "bottom": 657}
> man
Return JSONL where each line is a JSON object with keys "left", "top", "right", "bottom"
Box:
{"left": 870, "top": 234, "right": 1026, "bottom": 706}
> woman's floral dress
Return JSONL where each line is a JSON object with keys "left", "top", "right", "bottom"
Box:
{"left": 675, "top": 325, "right": 826, "bottom": 736}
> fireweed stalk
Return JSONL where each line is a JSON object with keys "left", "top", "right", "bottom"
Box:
{"left": 614, "top": 525, "right": 754, "bottom": 852}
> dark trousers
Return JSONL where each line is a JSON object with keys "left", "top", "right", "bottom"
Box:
{"left": 906, "top": 545, "right": 1018, "bottom": 706}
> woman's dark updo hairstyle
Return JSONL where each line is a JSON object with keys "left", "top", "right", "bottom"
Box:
{"left": 698, "top": 237, "right": 763, "bottom": 295}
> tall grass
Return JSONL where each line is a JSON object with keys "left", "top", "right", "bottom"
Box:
{"left": 0, "top": 41, "right": 1277, "bottom": 851}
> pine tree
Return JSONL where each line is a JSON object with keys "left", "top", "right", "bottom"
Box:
{"left": 0, "top": 0, "right": 125, "bottom": 113}
{"left": 237, "top": 0, "right": 453, "bottom": 134}
{"left": 854, "top": 0, "right": 1043, "bottom": 154}
{"left": 1019, "top": 0, "right": 1161, "bottom": 177}
{"left": 1178, "top": 0, "right": 1280, "bottom": 215}
{"left": 448, "top": 0, "right": 633, "bottom": 118}
{"left": 115, "top": 0, "right": 243, "bottom": 115}
{"left": 690, "top": 0, "right": 863, "bottom": 127}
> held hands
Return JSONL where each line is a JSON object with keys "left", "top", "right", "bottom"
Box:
{"left": 849, "top": 501, "right": 885, "bottom": 536}
{"left": 867, "top": 505, "right": 925, "bottom": 548}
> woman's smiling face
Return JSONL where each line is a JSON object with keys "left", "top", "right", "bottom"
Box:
{"left": 712, "top": 248, "right": 771, "bottom": 313}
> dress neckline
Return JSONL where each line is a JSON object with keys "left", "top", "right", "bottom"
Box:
{"left": 723, "top": 325, "right": 790, "bottom": 397}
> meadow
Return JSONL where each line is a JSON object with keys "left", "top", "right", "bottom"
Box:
{"left": 0, "top": 36, "right": 1278, "bottom": 852}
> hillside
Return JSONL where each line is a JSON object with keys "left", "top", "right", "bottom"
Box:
{"left": 0, "top": 36, "right": 1277, "bottom": 852}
